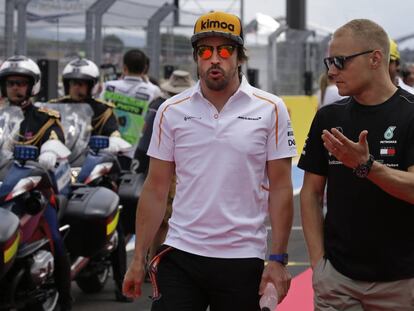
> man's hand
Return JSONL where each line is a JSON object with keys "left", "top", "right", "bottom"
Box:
{"left": 259, "top": 261, "right": 291, "bottom": 303}
{"left": 122, "top": 257, "right": 145, "bottom": 299}
{"left": 321, "top": 128, "right": 369, "bottom": 169}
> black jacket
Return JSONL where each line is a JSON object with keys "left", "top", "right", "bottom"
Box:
{"left": 18, "top": 102, "right": 65, "bottom": 148}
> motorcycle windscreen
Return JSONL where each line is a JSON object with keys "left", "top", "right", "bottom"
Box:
{"left": 0, "top": 105, "right": 24, "bottom": 162}
{"left": 35, "top": 102, "right": 94, "bottom": 165}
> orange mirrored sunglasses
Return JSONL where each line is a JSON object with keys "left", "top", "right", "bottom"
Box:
{"left": 196, "top": 44, "right": 236, "bottom": 60}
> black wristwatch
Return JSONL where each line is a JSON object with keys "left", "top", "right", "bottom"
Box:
{"left": 268, "top": 253, "right": 288, "bottom": 266}
{"left": 353, "top": 154, "right": 375, "bottom": 178}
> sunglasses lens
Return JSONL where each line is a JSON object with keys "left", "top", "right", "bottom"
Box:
{"left": 69, "top": 80, "right": 87, "bottom": 86}
{"left": 197, "top": 45, "right": 235, "bottom": 60}
{"left": 333, "top": 57, "right": 344, "bottom": 70}
{"left": 323, "top": 58, "right": 330, "bottom": 70}
{"left": 218, "top": 46, "right": 234, "bottom": 59}
{"left": 6, "top": 80, "right": 28, "bottom": 87}
{"left": 198, "top": 47, "right": 213, "bottom": 60}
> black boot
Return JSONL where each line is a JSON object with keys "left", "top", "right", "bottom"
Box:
{"left": 54, "top": 254, "right": 73, "bottom": 310}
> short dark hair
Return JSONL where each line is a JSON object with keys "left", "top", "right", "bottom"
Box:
{"left": 143, "top": 55, "right": 150, "bottom": 75}
{"left": 123, "top": 49, "right": 147, "bottom": 74}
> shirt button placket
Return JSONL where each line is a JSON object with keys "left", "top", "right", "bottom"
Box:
{"left": 213, "top": 113, "right": 220, "bottom": 137}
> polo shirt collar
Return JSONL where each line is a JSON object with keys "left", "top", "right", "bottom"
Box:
{"left": 124, "top": 75, "right": 144, "bottom": 82}
{"left": 191, "top": 75, "right": 254, "bottom": 101}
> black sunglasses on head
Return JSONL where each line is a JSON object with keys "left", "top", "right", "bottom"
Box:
{"left": 323, "top": 50, "right": 374, "bottom": 70}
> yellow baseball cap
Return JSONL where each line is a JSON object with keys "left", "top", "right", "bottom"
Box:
{"left": 191, "top": 11, "right": 244, "bottom": 46}
{"left": 389, "top": 39, "right": 400, "bottom": 61}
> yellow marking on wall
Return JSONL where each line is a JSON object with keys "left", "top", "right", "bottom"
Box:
{"left": 281, "top": 95, "right": 317, "bottom": 159}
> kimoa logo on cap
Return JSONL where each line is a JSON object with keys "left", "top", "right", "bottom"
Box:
{"left": 200, "top": 19, "right": 235, "bottom": 32}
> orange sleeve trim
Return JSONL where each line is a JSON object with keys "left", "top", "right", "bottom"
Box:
{"left": 253, "top": 93, "right": 279, "bottom": 146}
{"left": 158, "top": 96, "right": 191, "bottom": 148}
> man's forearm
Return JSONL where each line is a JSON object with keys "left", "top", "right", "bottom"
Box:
{"left": 133, "top": 181, "right": 168, "bottom": 263}
{"left": 300, "top": 188, "right": 324, "bottom": 267}
{"left": 268, "top": 187, "right": 294, "bottom": 254}
{"left": 368, "top": 161, "right": 414, "bottom": 204}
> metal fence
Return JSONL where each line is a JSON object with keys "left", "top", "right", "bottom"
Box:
{"left": 11, "top": 1, "right": 414, "bottom": 96}
{"left": 267, "top": 28, "right": 330, "bottom": 95}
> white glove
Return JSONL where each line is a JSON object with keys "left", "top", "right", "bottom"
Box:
{"left": 38, "top": 151, "right": 57, "bottom": 170}
{"left": 40, "top": 139, "right": 71, "bottom": 159}
{"left": 102, "top": 142, "right": 120, "bottom": 154}
{"left": 102, "top": 136, "right": 132, "bottom": 154}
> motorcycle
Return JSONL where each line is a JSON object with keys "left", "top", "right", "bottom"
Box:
{"left": 0, "top": 144, "right": 62, "bottom": 310}
{"left": 43, "top": 102, "right": 144, "bottom": 237}
{"left": 0, "top": 104, "right": 121, "bottom": 309}
{"left": 76, "top": 135, "right": 145, "bottom": 236}
{"left": 38, "top": 102, "right": 122, "bottom": 294}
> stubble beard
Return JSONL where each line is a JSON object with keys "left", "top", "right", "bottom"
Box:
{"left": 202, "top": 66, "right": 238, "bottom": 92}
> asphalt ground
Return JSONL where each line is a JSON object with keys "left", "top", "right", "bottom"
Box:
{"left": 72, "top": 193, "right": 308, "bottom": 311}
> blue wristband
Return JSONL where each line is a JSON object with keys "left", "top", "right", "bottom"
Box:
{"left": 268, "top": 253, "right": 288, "bottom": 266}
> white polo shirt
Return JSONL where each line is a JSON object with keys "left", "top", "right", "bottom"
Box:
{"left": 100, "top": 76, "right": 161, "bottom": 102}
{"left": 147, "top": 76, "right": 297, "bottom": 259}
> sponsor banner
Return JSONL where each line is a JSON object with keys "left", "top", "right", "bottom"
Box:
{"left": 103, "top": 91, "right": 150, "bottom": 145}
{"left": 282, "top": 95, "right": 317, "bottom": 159}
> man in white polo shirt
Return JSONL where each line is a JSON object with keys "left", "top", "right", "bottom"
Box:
{"left": 123, "top": 11, "right": 296, "bottom": 310}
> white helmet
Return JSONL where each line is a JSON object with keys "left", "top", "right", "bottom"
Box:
{"left": 0, "top": 55, "right": 41, "bottom": 97}
{"left": 62, "top": 58, "right": 100, "bottom": 97}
